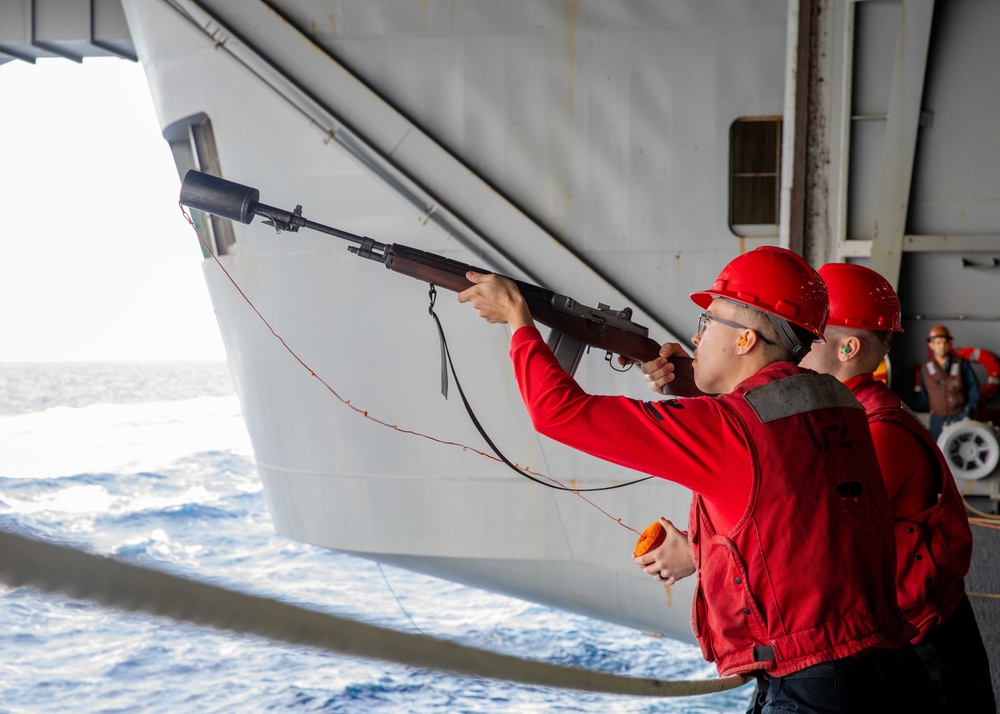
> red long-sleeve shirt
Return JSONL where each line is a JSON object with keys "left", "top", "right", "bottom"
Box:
{"left": 844, "top": 374, "right": 938, "bottom": 518}
{"left": 512, "top": 326, "right": 916, "bottom": 675}
{"left": 510, "top": 326, "right": 751, "bottom": 531}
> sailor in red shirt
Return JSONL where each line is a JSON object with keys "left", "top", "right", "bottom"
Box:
{"left": 642, "top": 263, "right": 993, "bottom": 712}
{"left": 459, "top": 247, "right": 933, "bottom": 713}
{"left": 800, "top": 264, "right": 993, "bottom": 712}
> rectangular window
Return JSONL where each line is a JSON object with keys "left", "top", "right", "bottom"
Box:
{"left": 729, "top": 117, "right": 782, "bottom": 237}
{"left": 163, "top": 113, "right": 236, "bottom": 256}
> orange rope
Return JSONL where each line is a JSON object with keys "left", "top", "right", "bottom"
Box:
{"left": 181, "top": 205, "right": 641, "bottom": 537}
{"left": 969, "top": 519, "right": 1000, "bottom": 531}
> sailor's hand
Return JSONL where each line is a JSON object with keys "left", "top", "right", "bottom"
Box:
{"left": 642, "top": 343, "right": 691, "bottom": 394}
{"left": 634, "top": 517, "right": 695, "bottom": 586}
{"left": 458, "top": 272, "right": 533, "bottom": 329}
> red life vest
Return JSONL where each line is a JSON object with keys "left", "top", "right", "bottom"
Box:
{"left": 852, "top": 377, "right": 973, "bottom": 642}
{"left": 688, "top": 364, "right": 916, "bottom": 677}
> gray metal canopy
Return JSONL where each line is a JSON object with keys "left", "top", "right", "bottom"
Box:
{"left": 0, "top": 0, "right": 135, "bottom": 64}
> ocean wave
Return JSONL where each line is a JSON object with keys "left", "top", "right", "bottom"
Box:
{"left": 0, "top": 362, "right": 236, "bottom": 416}
{"left": 0, "top": 396, "right": 251, "bottom": 480}
{"left": 103, "top": 502, "right": 242, "bottom": 529}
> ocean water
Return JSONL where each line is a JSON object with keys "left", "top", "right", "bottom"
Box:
{"left": 0, "top": 362, "right": 752, "bottom": 713}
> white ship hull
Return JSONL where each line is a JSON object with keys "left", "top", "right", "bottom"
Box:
{"left": 202, "top": 246, "right": 698, "bottom": 639}
{"left": 120, "top": 0, "right": 1000, "bottom": 644}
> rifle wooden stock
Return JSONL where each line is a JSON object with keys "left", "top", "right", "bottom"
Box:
{"left": 385, "top": 244, "right": 703, "bottom": 398}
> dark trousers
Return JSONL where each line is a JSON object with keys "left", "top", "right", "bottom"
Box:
{"left": 745, "top": 643, "right": 937, "bottom": 714}
{"left": 913, "top": 594, "right": 995, "bottom": 713}
{"left": 929, "top": 410, "right": 969, "bottom": 441}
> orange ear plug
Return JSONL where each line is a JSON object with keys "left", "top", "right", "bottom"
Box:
{"left": 633, "top": 521, "right": 666, "bottom": 558}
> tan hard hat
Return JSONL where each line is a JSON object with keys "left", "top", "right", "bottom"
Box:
{"left": 927, "top": 324, "right": 952, "bottom": 341}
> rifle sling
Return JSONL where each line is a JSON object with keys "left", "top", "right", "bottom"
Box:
{"left": 426, "top": 285, "right": 652, "bottom": 493}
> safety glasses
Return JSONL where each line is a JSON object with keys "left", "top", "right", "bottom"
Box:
{"left": 697, "top": 312, "right": 776, "bottom": 346}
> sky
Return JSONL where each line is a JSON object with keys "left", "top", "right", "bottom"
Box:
{"left": 0, "top": 58, "right": 225, "bottom": 361}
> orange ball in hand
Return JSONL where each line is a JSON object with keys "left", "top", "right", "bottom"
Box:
{"left": 633, "top": 521, "right": 666, "bottom": 558}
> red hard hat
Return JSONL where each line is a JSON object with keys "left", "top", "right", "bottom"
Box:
{"left": 818, "top": 263, "right": 903, "bottom": 333}
{"left": 690, "top": 246, "right": 828, "bottom": 339}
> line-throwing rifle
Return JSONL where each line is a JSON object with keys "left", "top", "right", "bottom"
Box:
{"left": 179, "top": 170, "right": 699, "bottom": 397}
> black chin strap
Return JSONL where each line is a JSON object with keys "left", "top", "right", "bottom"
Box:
{"left": 768, "top": 313, "right": 808, "bottom": 358}
{"left": 426, "top": 285, "right": 651, "bottom": 493}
